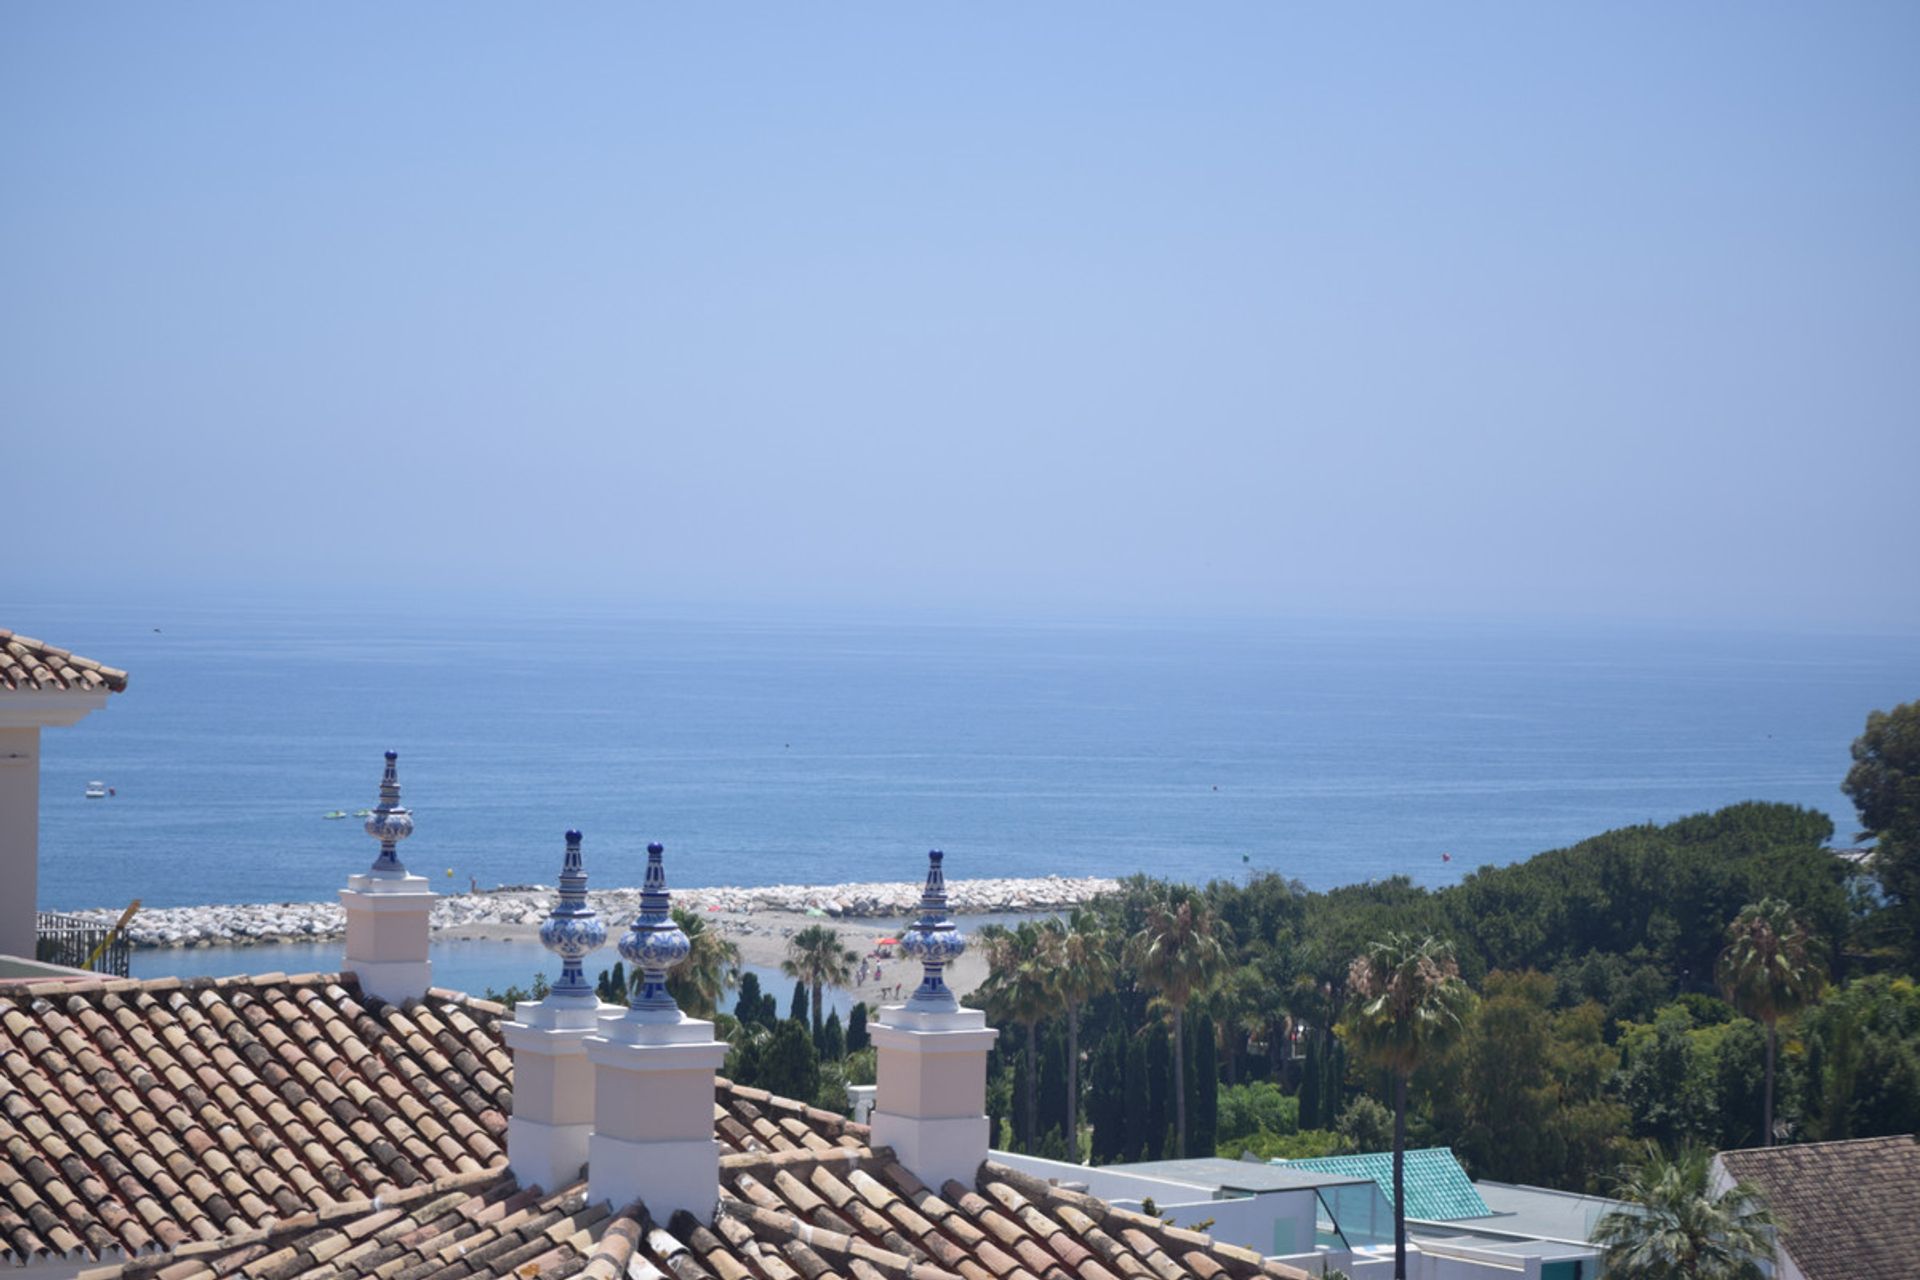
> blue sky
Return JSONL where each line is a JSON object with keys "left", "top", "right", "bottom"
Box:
{"left": 3, "top": 5, "right": 1916, "bottom": 625}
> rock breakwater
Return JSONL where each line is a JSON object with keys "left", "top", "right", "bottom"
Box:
{"left": 72, "top": 875, "right": 1122, "bottom": 949}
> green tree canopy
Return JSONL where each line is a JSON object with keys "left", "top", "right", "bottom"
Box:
{"left": 1844, "top": 701, "right": 1920, "bottom": 966}
{"left": 755, "top": 1019, "right": 822, "bottom": 1104}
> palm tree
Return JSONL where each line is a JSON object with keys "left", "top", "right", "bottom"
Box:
{"left": 1050, "top": 910, "right": 1118, "bottom": 1161}
{"left": 781, "top": 924, "right": 857, "bottom": 1036}
{"left": 1591, "top": 1143, "right": 1776, "bottom": 1279}
{"left": 979, "top": 921, "right": 1059, "bottom": 1151}
{"left": 1132, "top": 895, "right": 1230, "bottom": 1158}
{"left": 667, "top": 907, "right": 741, "bottom": 1019}
{"left": 1716, "top": 898, "right": 1826, "bottom": 1146}
{"left": 1339, "top": 933, "right": 1473, "bottom": 1280}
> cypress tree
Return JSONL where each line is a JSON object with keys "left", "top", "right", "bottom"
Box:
{"left": 820, "top": 1008, "right": 845, "bottom": 1061}
{"left": 597, "top": 962, "right": 627, "bottom": 1006}
{"left": 1010, "top": 1041, "right": 1033, "bottom": 1152}
{"left": 847, "top": 1001, "right": 870, "bottom": 1053}
{"left": 1039, "top": 1021, "right": 1069, "bottom": 1149}
{"left": 1189, "top": 1013, "right": 1219, "bottom": 1157}
{"left": 1123, "top": 1032, "right": 1150, "bottom": 1162}
{"left": 759, "top": 1020, "right": 821, "bottom": 1103}
{"left": 1087, "top": 1029, "right": 1127, "bottom": 1164}
{"left": 987, "top": 1059, "right": 1012, "bottom": 1149}
{"left": 789, "top": 980, "right": 809, "bottom": 1024}
{"left": 725, "top": 1033, "right": 762, "bottom": 1088}
{"left": 733, "top": 972, "right": 766, "bottom": 1027}
{"left": 1324, "top": 1037, "right": 1347, "bottom": 1124}
{"left": 1146, "top": 1026, "right": 1172, "bottom": 1159}
{"left": 1300, "top": 1034, "right": 1324, "bottom": 1130}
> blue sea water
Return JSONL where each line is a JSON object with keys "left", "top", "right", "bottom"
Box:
{"left": 16, "top": 599, "right": 1918, "bottom": 917}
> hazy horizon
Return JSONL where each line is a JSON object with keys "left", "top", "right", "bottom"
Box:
{"left": 5, "top": 6, "right": 1916, "bottom": 628}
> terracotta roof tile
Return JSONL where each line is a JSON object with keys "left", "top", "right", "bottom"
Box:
{"left": 0, "top": 976, "right": 515, "bottom": 1265}
{"left": 0, "top": 628, "right": 129, "bottom": 692}
{"left": 24, "top": 972, "right": 1310, "bottom": 1280}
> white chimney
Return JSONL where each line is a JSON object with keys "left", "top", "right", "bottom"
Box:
{"left": 340, "top": 751, "right": 434, "bottom": 1004}
{"left": 505, "top": 829, "right": 613, "bottom": 1191}
{"left": 869, "top": 850, "right": 998, "bottom": 1190}
{"left": 584, "top": 841, "right": 728, "bottom": 1221}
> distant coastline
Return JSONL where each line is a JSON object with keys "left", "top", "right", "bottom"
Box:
{"left": 34, "top": 604, "right": 1903, "bottom": 917}
{"left": 69, "top": 874, "right": 1119, "bottom": 951}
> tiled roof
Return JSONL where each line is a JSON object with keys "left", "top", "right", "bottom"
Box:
{"left": 0, "top": 973, "right": 511, "bottom": 1263}
{"left": 0, "top": 628, "right": 129, "bottom": 693}
{"left": 1717, "top": 1135, "right": 1920, "bottom": 1280}
{"left": 0, "top": 971, "right": 861, "bottom": 1266}
{"left": 74, "top": 1148, "right": 1315, "bottom": 1280}
{"left": 1278, "top": 1148, "right": 1489, "bottom": 1221}
{"left": 8, "top": 969, "right": 1310, "bottom": 1280}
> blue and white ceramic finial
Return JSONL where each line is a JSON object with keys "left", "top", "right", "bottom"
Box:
{"left": 617, "top": 842, "right": 692, "bottom": 1017}
{"left": 539, "top": 830, "right": 607, "bottom": 1001}
{"left": 363, "top": 750, "right": 415, "bottom": 876}
{"left": 900, "top": 849, "right": 966, "bottom": 1012}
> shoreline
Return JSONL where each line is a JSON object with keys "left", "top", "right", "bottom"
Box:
{"left": 67, "top": 874, "right": 1120, "bottom": 952}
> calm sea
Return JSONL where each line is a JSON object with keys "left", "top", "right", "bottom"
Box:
{"left": 18, "top": 599, "right": 1917, "bottom": 918}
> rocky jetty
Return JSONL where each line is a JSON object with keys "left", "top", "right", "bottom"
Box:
{"left": 72, "top": 875, "right": 1122, "bottom": 950}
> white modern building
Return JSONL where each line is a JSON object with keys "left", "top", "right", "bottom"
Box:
{"left": 992, "top": 1152, "right": 1613, "bottom": 1279}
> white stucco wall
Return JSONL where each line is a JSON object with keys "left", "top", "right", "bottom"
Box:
{"left": 0, "top": 726, "right": 43, "bottom": 960}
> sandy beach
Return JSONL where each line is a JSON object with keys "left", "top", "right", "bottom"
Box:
{"left": 71, "top": 877, "right": 1113, "bottom": 1011}
{"left": 437, "top": 906, "right": 993, "bottom": 1006}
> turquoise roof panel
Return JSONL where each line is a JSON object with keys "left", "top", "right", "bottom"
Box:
{"left": 1277, "top": 1148, "right": 1490, "bottom": 1221}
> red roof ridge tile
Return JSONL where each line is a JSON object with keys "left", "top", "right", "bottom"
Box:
{"left": 421, "top": 986, "right": 510, "bottom": 1016}
{"left": 720, "top": 1142, "right": 885, "bottom": 1179}
{"left": 69, "top": 1168, "right": 506, "bottom": 1280}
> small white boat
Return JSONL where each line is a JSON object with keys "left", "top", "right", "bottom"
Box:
{"left": 84, "top": 781, "right": 107, "bottom": 799}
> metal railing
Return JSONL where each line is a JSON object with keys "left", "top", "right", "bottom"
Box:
{"left": 35, "top": 911, "right": 131, "bottom": 977}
